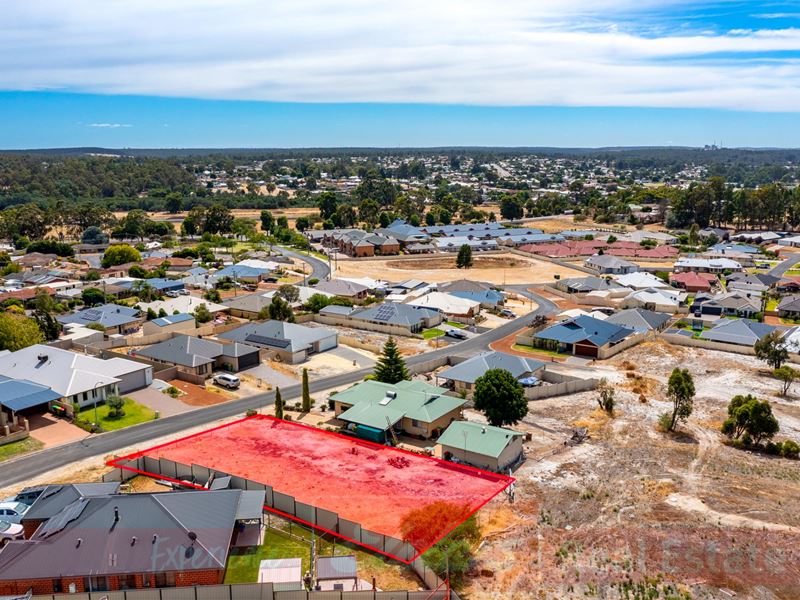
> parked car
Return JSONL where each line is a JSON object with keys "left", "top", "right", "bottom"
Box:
{"left": 499, "top": 309, "right": 516, "bottom": 319}
{"left": 0, "top": 520, "right": 24, "bottom": 545}
{"left": 445, "top": 329, "right": 467, "bottom": 340}
{"left": 213, "top": 373, "right": 241, "bottom": 390}
{"left": 178, "top": 289, "right": 191, "bottom": 296}
{"left": 165, "top": 290, "right": 180, "bottom": 298}
{"left": 0, "top": 502, "right": 29, "bottom": 524}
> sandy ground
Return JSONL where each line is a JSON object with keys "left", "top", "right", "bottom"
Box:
{"left": 335, "top": 254, "right": 585, "bottom": 285}
{"left": 465, "top": 339, "right": 800, "bottom": 599}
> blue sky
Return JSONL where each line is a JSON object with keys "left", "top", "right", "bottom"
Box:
{"left": 1, "top": 1, "right": 799, "bottom": 148}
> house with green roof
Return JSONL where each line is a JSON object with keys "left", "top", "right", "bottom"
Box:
{"left": 331, "top": 380, "right": 465, "bottom": 442}
{"left": 437, "top": 421, "right": 524, "bottom": 472}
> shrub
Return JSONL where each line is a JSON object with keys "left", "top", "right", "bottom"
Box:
{"left": 308, "top": 277, "right": 319, "bottom": 285}
{"left": 657, "top": 412, "right": 673, "bottom": 432}
{"left": 781, "top": 439, "right": 799, "bottom": 459}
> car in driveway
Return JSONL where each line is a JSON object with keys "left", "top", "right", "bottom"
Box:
{"left": 0, "top": 520, "right": 23, "bottom": 545}
{"left": 0, "top": 502, "right": 29, "bottom": 524}
{"left": 499, "top": 308, "right": 516, "bottom": 319}
{"left": 212, "top": 373, "right": 241, "bottom": 390}
{"left": 444, "top": 329, "right": 468, "bottom": 340}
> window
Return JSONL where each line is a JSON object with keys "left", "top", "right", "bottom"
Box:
{"left": 84, "top": 576, "right": 108, "bottom": 592}
{"left": 119, "top": 574, "right": 137, "bottom": 590}
{"left": 52, "top": 579, "right": 62, "bottom": 593}
{"left": 411, "top": 419, "right": 420, "bottom": 427}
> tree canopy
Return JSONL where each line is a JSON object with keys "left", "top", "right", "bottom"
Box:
{"left": 373, "top": 337, "right": 410, "bottom": 384}
{"left": 473, "top": 368, "right": 528, "bottom": 427}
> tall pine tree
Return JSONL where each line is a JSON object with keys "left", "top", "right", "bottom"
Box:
{"left": 274, "top": 386, "right": 284, "bottom": 419}
{"left": 301, "top": 368, "right": 312, "bottom": 412}
{"left": 373, "top": 337, "right": 410, "bottom": 384}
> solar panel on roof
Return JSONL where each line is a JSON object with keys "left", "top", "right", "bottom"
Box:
{"left": 244, "top": 333, "right": 291, "bottom": 349}
{"left": 82, "top": 309, "right": 102, "bottom": 321}
{"left": 38, "top": 498, "right": 90, "bottom": 538}
{"left": 373, "top": 304, "right": 396, "bottom": 322}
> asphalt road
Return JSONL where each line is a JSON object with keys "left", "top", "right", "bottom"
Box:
{"left": 769, "top": 254, "right": 800, "bottom": 277}
{"left": 0, "top": 277, "right": 557, "bottom": 487}
{"left": 278, "top": 247, "right": 332, "bottom": 281}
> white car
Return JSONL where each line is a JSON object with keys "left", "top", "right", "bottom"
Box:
{"left": 0, "top": 502, "right": 29, "bottom": 524}
{"left": 0, "top": 520, "right": 23, "bottom": 544}
{"left": 213, "top": 373, "right": 241, "bottom": 390}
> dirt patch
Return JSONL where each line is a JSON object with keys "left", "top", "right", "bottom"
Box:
{"left": 387, "top": 256, "right": 527, "bottom": 271}
{"left": 168, "top": 379, "right": 233, "bottom": 406}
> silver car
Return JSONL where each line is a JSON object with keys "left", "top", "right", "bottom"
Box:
{"left": 0, "top": 520, "right": 23, "bottom": 544}
{"left": 0, "top": 502, "right": 29, "bottom": 524}
{"left": 213, "top": 373, "right": 241, "bottom": 390}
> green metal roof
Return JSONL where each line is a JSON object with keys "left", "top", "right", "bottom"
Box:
{"left": 334, "top": 380, "right": 464, "bottom": 430}
{"left": 437, "top": 421, "right": 523, "bottom": 459}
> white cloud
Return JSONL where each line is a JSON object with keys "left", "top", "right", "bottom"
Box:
{"left": 1, "top": 1, "right": 799, "bottom": 111}
{"left": 88, "top": 123, "right": 132, "bottom": 128}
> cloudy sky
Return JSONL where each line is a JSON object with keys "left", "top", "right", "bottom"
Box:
{"left": 1, "top": 0, "right": 799, "bottom": 147}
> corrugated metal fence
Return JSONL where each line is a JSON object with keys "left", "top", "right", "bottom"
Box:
{"left": 31, "top": 585, "right": 460, "bottom": 600}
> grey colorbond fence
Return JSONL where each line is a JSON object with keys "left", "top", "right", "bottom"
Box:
{"left": 32, "top": 585, "right": 460, "bottom": 600}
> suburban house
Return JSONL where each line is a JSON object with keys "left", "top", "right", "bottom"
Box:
{"left": 0, "top": 345, "right": 152, "bottom": 410}
{"left": 213, "top": 264, "right": 272, "bottom": 284}
{"left": 699, "top": 319, "right": 778, "bottom": 347}
{"left": 584, "top": 254, "right": 639, "bottom": 275}
{"left": 437, "top": 351, "right": 545, "bottom": 397}
{"left": 437, "top": 421, "right": 524, "bottom": 472}
{"left": 669, "top": 271, "right": 716, "bottom": 293}
{"left": 223, "top": 292, "right": 274, "bottom": 319}
{"left": 615, "top": 271, "right": 670, "bottom": 290}
{"left": 605, "top": 308, "right": 671, "bottom": 332}
{"left": 528, "top": 314, "right": 638, "bottom": 358}
{"left": 133, "top": 334, "right": 261, "bottom": 376}
{"left": 219, "top": 320, "right": 338, "bottom": 363}
{"left": 138, "top": 296, "right": 229, "bottom": 317}
{"left": 777, "top": 295, "right": 800, "bottom": 319}
{"left": 141, "top": 313, "right": 197, "bottom": 336}
{"left": 314, "top": 279, "right": 371, "bottom": 302}
{"left": 407, "top": 291, "right": 481, "bottom": 319}
{"left": 555, "top": 276, "right": 626, "bottom": 295}
{"left": 317, "top": 302, "right": 442, "bottom": 335}
{"left": 116, "top": 278, "right": 186, "bottom": 295}
{"left": 621, "top": 288, "right": 685, "bottom": 313}
{"left": 726, "top": 272, "right": 780, "bottom": 295}
{"left": 434, "top": 237, "right": 499, "bottom": 252}
{"left": 0, "top": 488, "right": 264, "bottom": 595}
{"left": 331, "top": 379, "right": 465, "bottom": 442}
{"left": 57, "top": 303, "right": 143, "bottom": 335}
{"left": 691, "top": 291, "right": 761, "bottom": 318}
{"left": 673, "top": 257, "right": 743, "bottom": 274}
{"left": 438, "top": 279, "right": 505, "bottom": 308}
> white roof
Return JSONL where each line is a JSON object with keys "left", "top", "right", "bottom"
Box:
{"left": 615, "top": 272, "right": 670, "bottom": 290}
{"left": 339, "top": 277, "right": 388, "bottom": 290}
{"left": 407, "top": 291, "right": 480, "bottom": 315}
{"left": 675, "top": 257, "right": 742, "bottom": 270}
{"left": 0, "top": 344, "right": 149, "bottom": 398}
{"left": 557, "top": 308, "right": 607, "bottom": 321}
{"left": 236, "top": 259, "right": 281, "bottom": 271}
{"left": 138, "top": 296, "right": 228, "bottom": 314}
{"left": 258, "top": 558, "right": 302, "bottom": 585}
{"left": 625, "top": 288, "right": 680, "bottom": 307}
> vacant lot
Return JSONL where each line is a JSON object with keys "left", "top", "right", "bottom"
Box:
{"left": 466, "top": 340, "right": 800, "bottom": 599}
{"left": 336, "top": 253, "right": 585, "bottom": 284}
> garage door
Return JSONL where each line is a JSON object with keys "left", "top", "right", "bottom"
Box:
{"left": 316, "top": 335, "right": 338, "bottom": 353}
{"left": 574, "top": 342, "right": 599, "bottom": 358}
{"left": 116, "top": 366, "right": 153, "bottom": 393}
{"left": 236, "top": 351, "right": 260, "bottom": 370}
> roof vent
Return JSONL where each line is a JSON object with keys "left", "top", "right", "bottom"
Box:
{"left": 76, "top": 538, "right": 82, "bottom": 548}
{"left": 152, "top": 534, "right": 158, "bottom": 544}
{"left": 37, "top": 353, "right": 48, "bottom": 362}
{"left": 482, "top": 427, "right": 487, "bottom": 434}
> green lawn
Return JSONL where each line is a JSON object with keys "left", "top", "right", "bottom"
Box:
{"left": 78, "top": 397, "right": 156, "bottom": 432}
{"left": 512, "top": 344, "right": 566, "bottom": 358}
{"left": 0, "top": 437, "right": 44, "bottom": 462}
{"left": 225, "top": 527, "right": 312, "bottom": 584}
{"left": 445, "top": 321, "right": 467, "bottom": 329}
{"left": 422, "top": 328, "right": 445, "bottom": 339}
{"left": 766, "top": 298, "right": 779, "bottom": 312}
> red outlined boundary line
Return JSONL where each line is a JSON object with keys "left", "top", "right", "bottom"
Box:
{"left": 106, "top": 414, "right": 515, "bottom": 564}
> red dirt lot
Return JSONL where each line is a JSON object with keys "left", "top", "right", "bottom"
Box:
{"left": 119, "top": 416, "right": 512, "bottom": 560}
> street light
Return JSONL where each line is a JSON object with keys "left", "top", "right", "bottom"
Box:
{"left": 92, "top": 381, "right": 105, "bottom": 429}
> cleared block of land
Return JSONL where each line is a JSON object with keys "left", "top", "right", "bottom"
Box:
{"left": 110, "top": 415, "right": 512, "bottom": 562}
